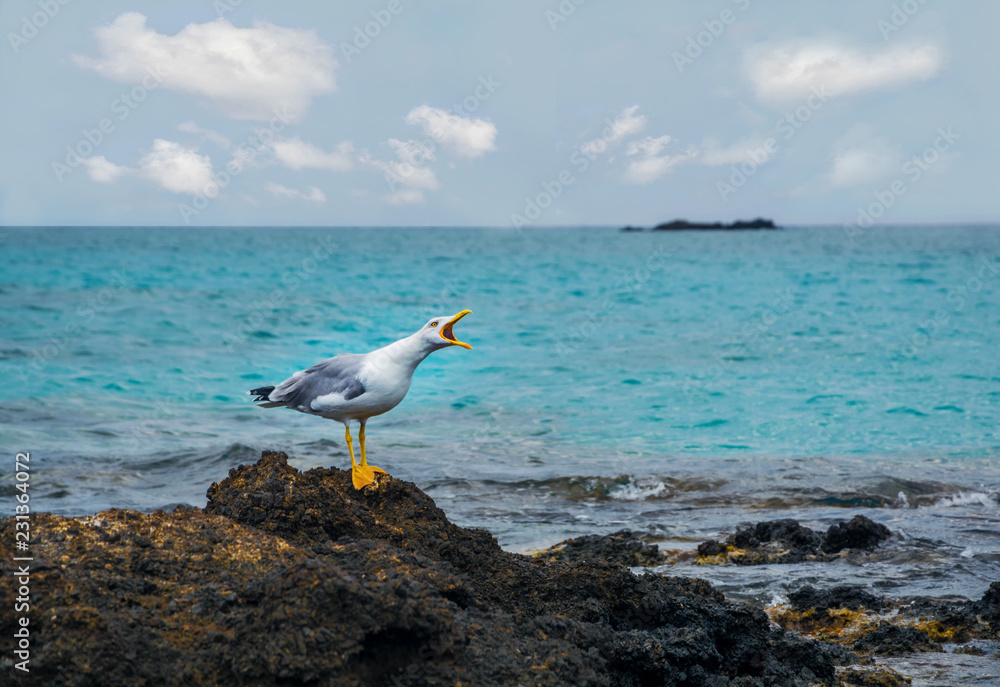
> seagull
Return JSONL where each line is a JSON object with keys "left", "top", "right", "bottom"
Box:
{"left": 250, "top": 310, "right": 473, "bottom": 489}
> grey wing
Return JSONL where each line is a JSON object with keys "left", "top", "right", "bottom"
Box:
{"left": 268, "top": 354, "right": 367, "bottom": 411}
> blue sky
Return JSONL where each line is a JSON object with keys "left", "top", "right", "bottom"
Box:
{"left": 1, "top": 0, "right": 997, "bottom": 227}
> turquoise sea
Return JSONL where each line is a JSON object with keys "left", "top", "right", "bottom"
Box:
{"left": 2, "top": 226, "right": 999, "bottom": 631}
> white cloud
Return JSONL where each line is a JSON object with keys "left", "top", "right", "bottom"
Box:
{"left": 177, "top": 121, "right": 231, "bottom": 149}
{"left": 374, "top": 160, "right": 439, "bottom": 190}
{"left": 137, "top": 140, "right": 215, "bottom": 194}
{"left": 624, "top": 155, "right": 690, "bottom": 185}
{"left": 264, "top": 182, "right": 326, "bottom": 203}
{"left": 697, "top": 136, "right": 775, "bottom": 167}
{"left": 745, "top": 42, "right": 942, "bottom": 102}
{"left": 384, "top": 189, "right": 425, "bottom": 205}
{"left": 387, "top": 138, "right": 436, "bottom": 164}
{"left": 82, "top": 156, "right": 130, "bottom": 184}
{"left": 73, "top": 12, "right": 336, "bottom": 121}
{"left": 228, "top": 141, "right": 263, "bottom": 173}
{"left": 624, "top": 135, "right": 695, "bottom": 184}
{"left": 826, "top": 125, "right": 900, "bottom": 188}
{"left": 404, "top": 105, "right": 497, "bottom": 158}
{"left": 581, "top": 105, "right": 647, "bottom": 157}
{"left": 827, "top": 148, "right": 895, "bottom": 188}
{"left": 626, "top": 135, "right": 673, "bottom": 158}
{"left": 82, "top": 139, "right": 215, "bottom": 195}
{"left": 362, "top": 140, "right": 439, "bottom": 191}
{"left": 272, "top": 137, "right": 354, "bottom": 171}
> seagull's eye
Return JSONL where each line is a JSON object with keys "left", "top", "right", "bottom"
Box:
{"left": 430, "top": 321, "right": 438, "bottom": 327}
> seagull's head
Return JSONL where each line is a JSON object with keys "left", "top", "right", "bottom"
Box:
{"left": 419, "top": 309, "right": 473, "bottom": 350}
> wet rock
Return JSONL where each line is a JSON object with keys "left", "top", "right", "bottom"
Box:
{"left": 532, "top": 529, "right": 666, "bottom": 567}
{"left": 696, "top": 515, "right": 891, "bottom": 565}
{"left": 770, "top": 581, "right": 999, "bottom": 661}
{"left": 897, "top": 582, "right": 1000, "bottom": 641}
{"left": 968, "top": 581, "right": 1000, "bottom": 630}
{"left": 822, "top": 515, "right": 891, "bottom": 553}
{"left": 788, "top": 585, "right": 888, "bottom": 612}
{"left": 696, "top": 539, "right": 727, "bottom": 557}
{"left": 839, "top": 666, "right": 912, "bottom": 686}
{"left": 851, "top": 623, "right": 942, "bottom": 655}
{"left": 0, "top": 450, "right": 840, "bottom": 687}
{"left": 952, "top": 645, "right": 987, "bottom": 656}
{"left": 732, "top": 519, "right": 823, "bottom": 551}
{"left": 771, "top": 586, "right": 891, "bottom": 648}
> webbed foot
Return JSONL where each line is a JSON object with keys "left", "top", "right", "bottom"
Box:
{"left": 351, "top": 464, "right": 378, "bottom": 490}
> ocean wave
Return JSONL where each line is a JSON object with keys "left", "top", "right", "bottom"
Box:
{"left": 448, "top": 473, "right": 1000, "bottom": 511}
{"left": 752, "top": 485, "right": 1000, "bottom": 511}
{"left": 606, "top": 477, "right": 672, "bottom": 501}
{"left": 471, "top": 474, "right": 728, "bottom": 502}
{"left": 127, "top": 442, "right": 260, "bottom": 472}
{"left": 928, "top": 491, "right": 999, "bottom": 509}
{"left": 750, "top": 492, "right": 895, "bottom": 509}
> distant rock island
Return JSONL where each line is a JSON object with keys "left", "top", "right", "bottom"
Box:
{"left": 621, "top": 218, "right": 779, "bottom": 231}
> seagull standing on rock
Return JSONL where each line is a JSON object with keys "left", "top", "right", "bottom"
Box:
{"left": 250, "top": 311, "right": 473, "bottom": 490}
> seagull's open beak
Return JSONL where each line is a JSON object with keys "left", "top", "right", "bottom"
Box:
{"left": 440, "top": 309, "right": 473, "bottom": 349}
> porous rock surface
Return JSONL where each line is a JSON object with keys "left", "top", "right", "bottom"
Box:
{"left": 696, "top": 516, "right": 892, "bottom": 565}
{"left": 0, "top": 450, "right": 843, "bottom": 686}
{"left": 532, "top": 529, "right": 668, "bottom": 567}
{"left": 768, "top": 582, "right": 999, "bottom": 658}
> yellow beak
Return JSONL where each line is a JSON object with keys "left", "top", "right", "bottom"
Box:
{"left": 440, "top": 309, "right": 473, "bottom": 349}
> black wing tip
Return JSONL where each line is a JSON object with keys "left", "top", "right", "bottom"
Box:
{"left": 343, "top": 381, "right": 366, "bottom": 401}
{"left": 249, "top": 385, "right": 276, "bottom": 402}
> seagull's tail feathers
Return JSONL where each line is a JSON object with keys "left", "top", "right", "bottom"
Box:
{"left": 249, "top": 385, "right": 285, "bottom": 408}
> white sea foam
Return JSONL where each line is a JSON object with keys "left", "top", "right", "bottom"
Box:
{"left": 931, "top": 491, "right": 998, "bottom": 508}
{"left": 608, "top": 477, "right": 670, "bottom": 501}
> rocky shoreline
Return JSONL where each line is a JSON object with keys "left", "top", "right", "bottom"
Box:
{"left": 2, "top": 450, "right": 996, "bottom": 686}
{"left": 536, "top": 520, "right": 1000, "bottom": 684}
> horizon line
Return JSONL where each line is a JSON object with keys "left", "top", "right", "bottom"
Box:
{"left": 3, "top": 221, "right": 1000, "bottom": 230}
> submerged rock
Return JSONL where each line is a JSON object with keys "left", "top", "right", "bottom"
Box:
{"left": 839, "top": 666, "right": 913, "bottom": 687}
{"left": 1, "top": 450, "right": 840, "bottom": 687}
{"left": 851, "top": 623, "right": 941, "bottom": 656}
{"left": 696, "top": 515, "right": 891, "bottom": 565}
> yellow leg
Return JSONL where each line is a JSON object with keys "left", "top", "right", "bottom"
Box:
{"left": 347, "top": 423, "right": 376, "bottom": 490}
{"left": 345, "top": 424, "right": 358, "bottom": 468}
{"left": 359, "top": 423, "right": 386, "bottom": 475}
